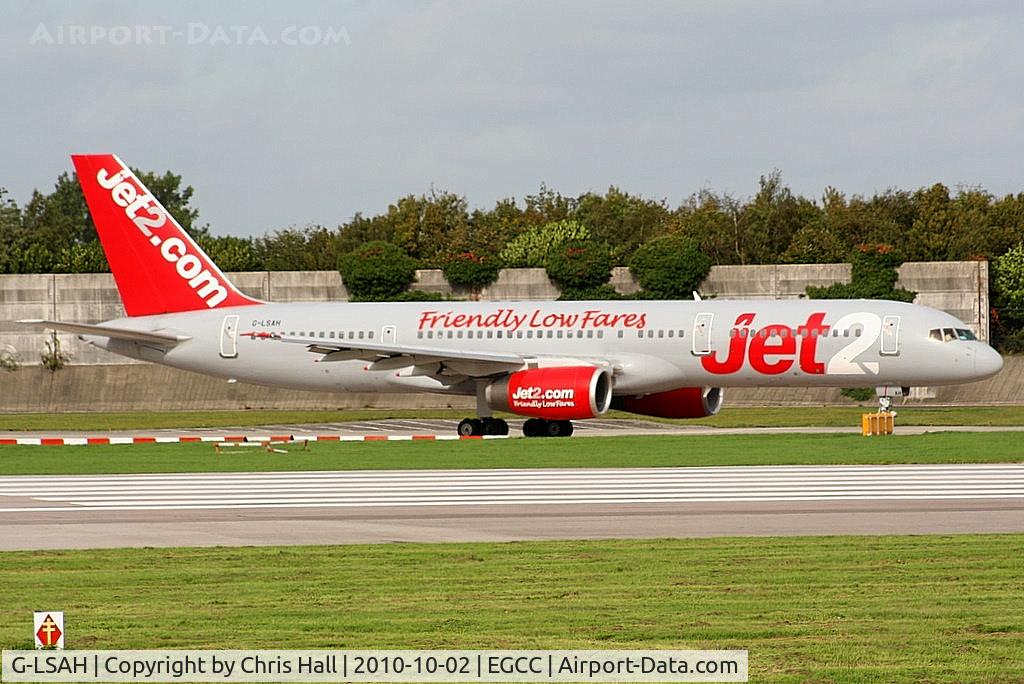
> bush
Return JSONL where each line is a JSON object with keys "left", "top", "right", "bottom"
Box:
{"left": 441, "top": 251, "right": 502, "bottom": 290}
{"left": 383, "top": 290, "right": 445, "bottom": 302}
{"left": 807, "top": 244, "right": 916, "bottom": 302}
{"left": 840, "top": 387, "right": 875, "bottom": 402}
{"left": 557, "top": 284, "right": 621, "bottom": 301}
{"left": 545, "top": 240, "right": 614, "bottom": 293}
{"left": 628, "top": 234, "right": 712, "bottom": 299}
{"left": 499, "top": 219, "right": 591, "bottom": 268}
{"left": 338, "top": 241, "right": 419, "bottom": 301}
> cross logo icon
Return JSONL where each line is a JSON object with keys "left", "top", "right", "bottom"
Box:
{"left": 35, "top": 614, "right": 62, "bottom": 648}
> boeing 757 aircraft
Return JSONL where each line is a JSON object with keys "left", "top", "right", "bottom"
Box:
{"left": 21, "top": 154, "right": 1004, "bottom": 437}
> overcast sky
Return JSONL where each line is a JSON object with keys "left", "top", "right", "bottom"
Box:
{"left": 3, "top": 1, "right": 1023, "bottom": 237}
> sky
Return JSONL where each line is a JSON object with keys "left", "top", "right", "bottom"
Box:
{"left": 2, "top": 0, "right": 1023, "bottom": 237}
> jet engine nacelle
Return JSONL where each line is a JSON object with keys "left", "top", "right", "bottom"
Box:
{"left": 611, "top": 386, "right": 723, "bottom": 418}
{"left": 485, "top": 366, "right": 613, "bottom": 420}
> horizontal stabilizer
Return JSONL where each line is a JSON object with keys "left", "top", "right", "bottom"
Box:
{"left": 18, "top": 319, "right": 190, "bottom": 346}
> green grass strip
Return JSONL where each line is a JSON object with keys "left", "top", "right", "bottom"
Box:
{"left": 1, "top": 535, "right": 1021, "bottom": 682}
{"left": 0, "top": 432, "right": 1022, "bottom": 475}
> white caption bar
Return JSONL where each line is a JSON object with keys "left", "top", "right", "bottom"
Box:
{"left": 3, "top": 650, "right": 747, "bottom": 682}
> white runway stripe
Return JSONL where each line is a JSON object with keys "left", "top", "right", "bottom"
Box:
{"left": 1, "top": 464, "right": 1023, "bottom": 512}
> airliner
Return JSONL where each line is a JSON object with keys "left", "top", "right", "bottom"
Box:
{"left": 20, "top": 154, "right": 1004, "bottom": 437}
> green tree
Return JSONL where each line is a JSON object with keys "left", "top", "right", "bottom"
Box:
{"left": 499, "top": 219, "right": 591, "bottom": 268}
{"left": 441, "top": 251, "right": 502, "bottom": 294}
{"left": 806, "top": 244, "right": 915, "bottom": 302}
{"left": 574, "top": 187, "right": 671, "bottom": 259}
{"left": 545, "top": 240, "right": 614, "bottom": 297}
{"left": 990, "top": 242, "right": 1024, "bottom": 351}
{"left": 629, "top": 234, "right": 712, "bottom": 299}
{"left": 338, "top": 241, "right": 419, "bottom": 300}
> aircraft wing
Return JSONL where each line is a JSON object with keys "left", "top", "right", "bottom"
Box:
{"left": 18, "top": 319, "right": 191, "bottom": 347}
{"left": 269, "top": 333, "right": 614, "bottom": 378}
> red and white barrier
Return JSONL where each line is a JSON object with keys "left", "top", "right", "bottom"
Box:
{"left": 0, "top": 434, "right": 509, "bottom": 446}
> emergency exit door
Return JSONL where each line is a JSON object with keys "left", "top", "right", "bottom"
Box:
{"left": 692, "top": 313, "right": 713, "bottom": 356}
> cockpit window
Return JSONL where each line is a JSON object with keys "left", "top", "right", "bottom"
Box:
{"left": 929, "top": 327, "right": 979, "bottom": 342}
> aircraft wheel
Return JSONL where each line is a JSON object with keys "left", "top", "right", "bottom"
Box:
{"left": 559, "top": 420, "right": 574, "bottom": 437}
{"left": 545, "top": 420, "right": 567, "bottom": 437}
{"left": 458, "top": 418, "right": 484, "bottom": 437}
{"left": 522, "top": 418, "right": 544, "bottom": 437}
{"left": 483, "top": 418, "right": 508, "bottom": 436}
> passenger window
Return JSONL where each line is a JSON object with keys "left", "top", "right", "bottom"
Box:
{"left": 855, "top": 329, "right": 862, "bottom": 337}
{"left": 330, "top": 331, "right": 336, "bottom": 339}
{"left": 668, "top": 330, "right": 674, "bottom": 338}
{"left": 637, "top": 330, "right": 644, "bottom": 338}
{"left": 678, "top": 330, "right": 685, "bottom": 338}
{"left": 358, "top": 331, "right": 364, "bottom": 339}
{"left": 447, "top": 331, "right": 453, "bottom": 339}
{"left": 556, "top": 331, "right": 563, "bottom": 339}
{"left": 647, "top": 329, "right": 655, "bottom": 338}
{"left": 368, "top": 331, "right": 374, "bottom": 339}
{"left": 516, "top": 331, "right": 523, "bottom": 338}
{"left": 577, "top": 330, "right": 584, "bottom": 338}
{"left": 617, "top": 330, "right": 623, "bottom": 338}
{"left": 658, "top": 330, "right": 664, "bottom": 338}
{"left": 497, "top": 331, "right": 503, "bottom": 338}
{"left": 457, "top": 331, "right": 463, "bottom": 339}
{"left": 547, "top": 330, "right": 554, "bottom": 338}
{"left": 598, "top": 331, "right": 604, "bottom": 339}
{"left": 526, "top": 330, "right": 533, "bottom": 338}
{"left": 586, "top": 330, "right": 593, "bottom": 338}
{"left": 729, "top": 329, "right": 737, "bottom": 339}
{"left": 416, "top": 331, "right": 422, "bottom": 339}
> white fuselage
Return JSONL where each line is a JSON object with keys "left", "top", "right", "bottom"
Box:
{"left": 87, "top": 298, "right": 1003, "bottom": 397}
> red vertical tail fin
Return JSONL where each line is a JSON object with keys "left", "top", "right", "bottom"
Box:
{"left": 71, "top": 154, "right": 261, "bottom": 317}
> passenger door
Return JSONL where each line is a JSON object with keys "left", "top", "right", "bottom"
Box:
{"left": 880, "top": 315, "right": 900, "bottom": 356}
{"left": 219, "top": 314, "right": 239, "bottom": 358}
{"left": 692, "top": 313, "right": 713, "bottom": 356}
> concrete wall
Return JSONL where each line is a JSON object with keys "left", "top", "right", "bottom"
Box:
{"left": 1, "top": 357, "right": 1017, "bottom": 413}
{"left": 0, "top": 259, "right": 990, "bottom": 378}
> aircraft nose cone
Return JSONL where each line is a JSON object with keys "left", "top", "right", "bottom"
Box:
{"left": 975, "top": 344, "right": 1004, "bottom": 379}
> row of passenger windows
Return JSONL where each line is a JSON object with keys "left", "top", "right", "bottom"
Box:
{"left": 728, "top": 327, "right": 863, "bottom": 339}
{"left": 418, "top": 329, "right": 608, "bottom": 340}
{"left": 286, "top": 330, "right": 375, "bottom": 340}
{"left": 929, "top": 328, "right": 977, "bottom": 342}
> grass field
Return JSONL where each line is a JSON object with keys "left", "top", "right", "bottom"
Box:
{"left": 0, "top": 432, "right": 1022, "bottom": 475}
{"left": 1, "top": 535, "right": 1021, "bottom": 682}
{"left": 4, "top": 405, "right": 1024, "bottom": 431}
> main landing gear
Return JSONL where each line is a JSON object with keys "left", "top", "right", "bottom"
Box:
{"left": 457, "top": 417, "right": 509, "bottom": 437}
{"left": 454, "top": 417, "right": 574, "bottom": 437}
{"left": 522, "top": 418, "right": 574, "bottom": 438}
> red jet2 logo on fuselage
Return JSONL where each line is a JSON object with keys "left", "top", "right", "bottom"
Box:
{"left": 701, "top": 311, "right": 886, "bottom": 376}
{"left": 702, "top": 312, "right": 830, "bottom": 376}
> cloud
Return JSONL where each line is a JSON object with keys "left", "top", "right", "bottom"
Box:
{"left": 2, "top": 0, "right": 1023, "bottom": 236}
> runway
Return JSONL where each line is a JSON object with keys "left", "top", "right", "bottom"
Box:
{"left": 2, "top": 464, "right": 1023, "bottom": 549}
